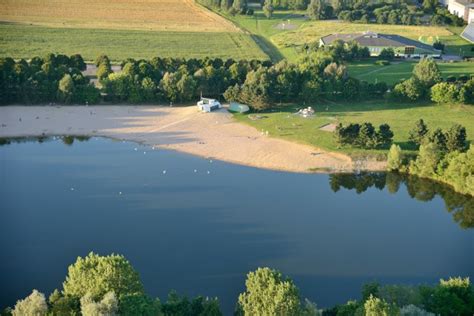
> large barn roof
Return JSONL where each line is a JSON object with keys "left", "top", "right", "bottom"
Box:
{"left": 320, "top": 32, "right": 439, "bottom": 52}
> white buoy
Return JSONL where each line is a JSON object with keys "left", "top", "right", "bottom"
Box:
{"left": 143, "top": 151, "right": 146, "bottom": 154}
{"left": 134, "top": 148, "right": 138, "bottom": 151}
{"left": 70, "top": 187, "right": 74, "bottom": 191}
{"left": 163, "top": 170, "right": 167, "bottom": 174}
{"left": 119, "top": 192, "right": 122, "bottom": 195}
{"left": 194, "top": 169, "right": 197, "bottom": 173}
{"left": 207, "top": 170, "right": 210, "bottom": 174}
{"left": 209, "top": 159, "right": 213, "bottom": 163}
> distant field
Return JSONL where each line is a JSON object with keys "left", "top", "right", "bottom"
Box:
{"left": 0, "top": 24, "right": 267, "bottom": 61}
{"left": 348, "top": 61, "right": 474, "bottom": 85}
{"left": 0, "top": 0, "right": 238, "bottom": 32}
{"left": 222, "top": 11, "right": 473, "bottom": 61}
{"left": 233, "top": 101, "right": 474, "bottom": 156}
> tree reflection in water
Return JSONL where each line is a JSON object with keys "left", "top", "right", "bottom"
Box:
{"left": 329, "top": 172, "right": 474, "bottom": 229}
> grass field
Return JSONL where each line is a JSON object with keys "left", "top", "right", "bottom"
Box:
{"left": 0, "top": 0, "right": 269, "bottom": 61}
{"left": 233, "top": 101, "right": 474, "bottom": 156}
{"left": 0, "top": 24, "right": 267, "bottom": 61}
{"left": 347, "top": 61, "right": 474, "bottom": 85}
{"left": 0, "top": 0, "right": 237, "bottom": 32}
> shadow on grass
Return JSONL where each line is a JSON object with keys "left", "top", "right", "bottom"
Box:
{"left": 250, "top": 34, "right": 284, "bottom": 62}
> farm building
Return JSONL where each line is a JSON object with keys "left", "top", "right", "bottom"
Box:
{"left": 319, "top": 32, "right": 441, "bottom": 58}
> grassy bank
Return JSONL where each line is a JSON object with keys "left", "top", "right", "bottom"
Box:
{"left": 0, "top": 24, "right": 268, "bottom": 62}
{"left": 233, "top": 101, "right": 474, "bottom": 157}
{"left": 347, "top": 61, "right": 474, "bottom": 85}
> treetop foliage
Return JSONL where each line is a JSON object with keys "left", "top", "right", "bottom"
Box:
{"left": 63, "top": 252, "right": 144, "bottom": 300}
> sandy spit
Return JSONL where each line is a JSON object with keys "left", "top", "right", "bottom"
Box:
{"left": 0, "top": 105, "right": 386, "bottom": 173}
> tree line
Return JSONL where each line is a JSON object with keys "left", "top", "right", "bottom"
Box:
{"left": 0, "top": 52, "right": 388, "bottom": 109}
{"left": 334, "top": 0, "right": 464, "bottom": 26}
{"left": 0, "top": 54, "right": 99, "bottom": 105}
{"left": 335, "top": 122, "right": 394, "bottom": 149}
{"left": 2, "top": 54, "right": 473, "bottom": 110}
{"left": 200, "top": 0, "right": 465, "bottom": 27}
{"left": 3, "top": 252, "right": 473, "bottom": 316}
{"left": 197, "top": 0, "right": 255, "bottom": 15}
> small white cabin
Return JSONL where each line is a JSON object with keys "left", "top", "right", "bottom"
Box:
{"left": 197, "top": 98, "right": 222, "bottom": 112}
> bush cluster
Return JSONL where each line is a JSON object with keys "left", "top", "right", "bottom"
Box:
{"left": 389, "top": 119, "right": 472, "bottom": 196}
{"left": 393, "top": 58, "right": 474, "bottom": 104}
{"left": 335, "top": 122, "right": 394, "bottom": 149}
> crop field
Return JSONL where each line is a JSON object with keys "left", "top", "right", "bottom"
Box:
{"left": 233, "top": 101, "right": 474, "bottom": 156}
{"left": 0, "top": 0, "right": 238, "bottom": 32}
{"left": 0, "top": 0, "right": 268, "bottom": 61}
{"left": 0, "top": 24, "right": 267, "bottom": 62}
{"left": 348, "top": 61, "right": 474, "bottom": 85}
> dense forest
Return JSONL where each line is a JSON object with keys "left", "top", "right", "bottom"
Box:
{"left": 3, "top": 252, "right": 473, "bottom": 316}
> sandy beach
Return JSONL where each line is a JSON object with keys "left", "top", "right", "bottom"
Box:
{"left": 0, "top": 105, "right": 385, "bottom": 173}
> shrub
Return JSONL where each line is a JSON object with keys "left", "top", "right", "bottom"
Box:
{"left": 12, "top": 290, "right": 48, "bottom": 316}
{"left": 80, "top": 292, "right": 119, "bottom": 316}
{"left": 364, "top": 295, "right": 400, "bottom": 316}
{"left": 387, "top": 144, "right": 403, "bottom": 171}
{"left": 400, "top": 304, "right": 435, "bottom": 315}
{"left": 430, "top": 82, "right": 459, "bottom": 104}
{"left": 459, "top": 78, "right": 474, "bottom": 104}
{"left": 238, "top": 267, "right": 301, "bottom": 315}
{"left": 364, "top": 294, "right": 399, "bottom": 316}
{"left": 432, "top": 41, "right": 445, "bottom": 51}
{"left": 394, "top": 77, "right": 423, "bottom": 101}
{"left": 379, "top": 48, "right": 395, "bottom": 60}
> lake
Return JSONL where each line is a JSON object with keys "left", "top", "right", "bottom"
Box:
{"left": 0, "top": 137, "right": 472, "bottom": 313}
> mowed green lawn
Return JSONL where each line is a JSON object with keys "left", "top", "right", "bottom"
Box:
{"left": 0, "top": 24, "right": 268, "bottom": 62}
{"left": 348, "top": 61, "right": 474, "bottom": 85}
{"left": 233, "top": 101, "right": 474, "bottom": 156}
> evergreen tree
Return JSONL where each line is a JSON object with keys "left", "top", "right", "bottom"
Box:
{"left": 263, "top": 0, "right": 274, "bottom": 18}
{"left": 307, "top": 0, "right": 325, "bottom": 20}
{"left": 408, "top": 119, "right": 429, "bottom": 147}
{"left": 445, "top": 124, "right": 467, "bottom": 153}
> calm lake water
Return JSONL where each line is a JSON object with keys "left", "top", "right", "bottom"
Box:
{"left": 0, "top": 137, "right": 473, "bottom": 313}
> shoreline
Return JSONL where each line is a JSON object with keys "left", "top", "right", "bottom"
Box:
{"left": 0, "top": 105, "right": 386, "bottom": 173}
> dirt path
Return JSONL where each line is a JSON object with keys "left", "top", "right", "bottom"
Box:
{"left": 0, "top": 105, "right": 381, "bottom": 173}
